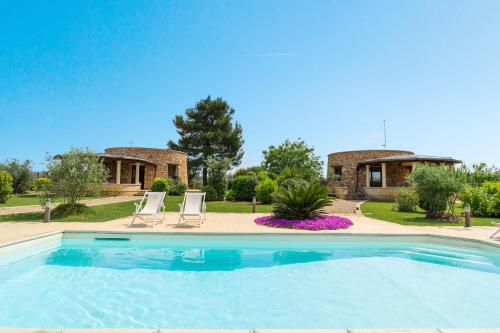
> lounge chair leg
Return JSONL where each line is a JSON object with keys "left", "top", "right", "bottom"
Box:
{"left": 491, "top": 228, "right": 500, "bottom": 239}
{"left": 130, "top": 216, "right": 136, "bottom": 226}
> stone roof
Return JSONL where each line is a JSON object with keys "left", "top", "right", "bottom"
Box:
{"left": 98, "top": 153, "right": 156, "bottom": 165}
{"left": 358, "top": 154, "right": 462, "bottom": 165}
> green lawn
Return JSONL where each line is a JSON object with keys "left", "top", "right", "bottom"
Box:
{"left": 0, "top": 194, "right": 107, "bottom": 208}
{"left": 165, "top": 195, "right": 273, "bottom": 213}
{"left": 0, "top": 195, "right": 273, "bottom": 222}
{"left": 361, "top": 201, "right": 500, "bottom": 226}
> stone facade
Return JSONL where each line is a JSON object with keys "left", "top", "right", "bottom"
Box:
{"left": 104, "top": 147, "right": 188, "bottom": 189}
{"left": 327, "top": 150, "right": 414, "bottom": 195}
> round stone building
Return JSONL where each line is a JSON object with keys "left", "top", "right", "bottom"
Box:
{"left": 327, "top": 150, "right": 461, "bottom": 200}
{"left": 99, "top": 147, "right": 188, "bottom": 195}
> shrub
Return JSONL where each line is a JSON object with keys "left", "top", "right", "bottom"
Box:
{"left": 34, "top": 177, "right": 52, "bottom": 207}
{"left": 0, "top": 159, "right": 35, "bottom": 194}
{"left": 225, "top": 189, "right": 236, "bottom": 201}
{"left": 272, "top": 181, "right": 333, "bottom": 220}
{"left": 203, "top": 185, "right": 218, "bottom": 201}
{"left": 232, "top": 175, "right": 257, "bottom": 201}
{"left": 233, "top": 166, "right": 263, "bottom": 178}
{"left": 256, "top": 178, "right": 278, "bottom": 204}
{"left": 408, "top": 164, "right": 463, "bottom": 217}
{"left": 47, "top": 148, "right": 108, "bottom": 205}
{"left": 482, "top": 181, "right": 500, "bottom": 194}
{"left": 0, "top": 171, "right": 13, "bottom": 203}
{"left": 206, "top": 158, "right": 231, "bottom": 201}
{"left": 151, "top": 177, "right": 172, "bottom": 192}
{"left": 461, "top": 184, "right": 500, "bottom": 217}
{"left": 393, "top": 187, "right": 419, "bottom": 212}
{"left": 169, "top": 182, "right": 187, "bottom": 196}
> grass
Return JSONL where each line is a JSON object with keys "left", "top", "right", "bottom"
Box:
{"left": 165, "top": 195, "right": 273, "bottom": 213}
{"left": 0, "top": 194, "right": 107, "bottom": 208}
{"left": 361, "top": 201, "right": 500, "bottom": 226}
{"left": 0, "top": 200, "right": 140, "bottom": 222}
{"left": 0, "top": 195, "right": 273, "bottom": 222}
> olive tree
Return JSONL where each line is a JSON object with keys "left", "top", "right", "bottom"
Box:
{"left": 408, "top": 164, "right": 463, "bottom": 218}
{"left": 47, "top": 148, "right": 108, "bottom": 205}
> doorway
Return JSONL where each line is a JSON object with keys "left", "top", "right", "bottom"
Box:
{"left": 370, "top": 166, "right": 382, "bottom": 187}
{"left": 131, "top": 165, "right": 146, "bottom": 189}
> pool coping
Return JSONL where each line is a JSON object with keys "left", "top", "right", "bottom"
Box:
{"left": 0, "top": 328, "right": 500, "bottom": 332}
{"left": 2, "top": 230, "right": 500, "bottom": 250}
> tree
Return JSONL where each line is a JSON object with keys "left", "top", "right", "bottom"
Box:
{"left": 455, "top": 163, "right": 500, "bottom": 187}
{"left": 206, "top": 158, "right": 231, "bottom": 201}
{"left": 262, "top": 139, "right": 323, "bottom": 182}
{"left": 168, "top": 96, "right": 244, "bottom": 185}
{"left": 0, "top": 159, "right": 35, "bottom": 194}
{"left": 408, "top": 164, "right": 464, "bottom": 218}
{"left": 0, "top": 171, "right": 13, "bottom": 203}
{"left": 47, "top": 148, "right": 108, "bottom": 205}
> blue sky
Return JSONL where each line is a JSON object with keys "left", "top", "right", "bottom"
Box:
{"left": 1, "top": 0, "right": 499, "bottom": 172}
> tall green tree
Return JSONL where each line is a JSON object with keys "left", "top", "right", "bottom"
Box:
{"left": 262, "top": 139, "right": 323, "bottom": 182}
{"left": 168, "top": 96, "right": 244, "bottom": 185}
{"left": 0, "top": 159, "right": 35, "bottom": 194}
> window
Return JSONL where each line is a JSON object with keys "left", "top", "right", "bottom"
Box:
{"left": 370, "top": 166, "right": 382, "bottom": 187}
{"left": 333, "top": 165, "right": 342, "bottom": 181}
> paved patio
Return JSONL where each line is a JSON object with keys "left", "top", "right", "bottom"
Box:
{"left": 0, "top": 211, "right": 497, "bottom": 245}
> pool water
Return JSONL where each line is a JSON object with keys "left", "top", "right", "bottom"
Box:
{"left": 0, "top": 234, "right": 499, "bottom": 329}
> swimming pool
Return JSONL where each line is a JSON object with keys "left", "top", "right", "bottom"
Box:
{"left": 0, "top": 232, "right": 499, "bottom": 329}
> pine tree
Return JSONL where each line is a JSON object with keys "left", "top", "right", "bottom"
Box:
{"left": 168, "top": 96, "right": 244, "bottom": 185}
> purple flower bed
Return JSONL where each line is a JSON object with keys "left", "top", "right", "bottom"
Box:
{"left": 254, "top": 214, "right": 353, "bottom": 231}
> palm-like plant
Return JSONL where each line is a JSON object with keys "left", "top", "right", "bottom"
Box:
{"left": 272, "top": 181, "right": 333, "bottom": 220}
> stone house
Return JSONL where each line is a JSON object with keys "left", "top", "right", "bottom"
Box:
{"left": 327, "top": 150, "right": 461, "bottom": 200}
{"left": 99, "top": 147, "right": 188, "bottom": 195}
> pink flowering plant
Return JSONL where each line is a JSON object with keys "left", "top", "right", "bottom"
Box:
{"left": 255, "top": 180, "right": 353, "bottom": 230}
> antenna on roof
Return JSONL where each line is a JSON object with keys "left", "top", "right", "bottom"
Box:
{"left": 382, "top": 120, "right": 387, "bottom": 149}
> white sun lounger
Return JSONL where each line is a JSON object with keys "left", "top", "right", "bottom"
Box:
{"left": 491, "top": 222, "right": 500, "bottom": 240}
{"left": 178, "top": 191, "right": 206, "bottom": 226}
{"left": 130, "top": 191, "right": 166, "bottom": 226}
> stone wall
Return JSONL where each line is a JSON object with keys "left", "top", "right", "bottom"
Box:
{"left": 104, "top": 147, "right": 188, "bottom": 188}
{"left": 327, "top": 150, "right": 414, "bottom": 194}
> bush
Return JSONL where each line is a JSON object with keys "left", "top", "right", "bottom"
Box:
{"left": 0, "top": 159, "right": 35, "bottom": 194}
{"left": 0, "top": 171, "right": 13, "bottom": 203}
{"left": 225, "top": 189, "right": 236, "bottom": 201}
{"left": 203, "top": 185, "right": 218, "bottom": 201}
{"left": 256, "top": 178, "right": 278, "bottom": 204}
{"left": 52, "top": 203, "right": 91, "bottom": 217}
{"left": 34, "top": 177, "right": 52, "bottom": 207}
{"left": 233, "top": 166, "right": 263, "bottom": 177}
{"left": 232, "top": 175, "right": 257, "bottom": 201}
{"left": 393, "top": 187, "right": 419, "bottom": 212}
{"left": 461, "top": 184, "right": 500, "bottom": 217}
{"left": 206, "top": 159, "right": 231, "bottom": 201}
{"left": 482, "top": 181, "right": 500, "bottom": 194}
{"left": 151, "top": 177, "right": 172, "bottom": 192}
{"left": 47, "top": 148, "right": 108, "bottom": 205}
{"left": 272, "top": 181, "right": 333, "bottom": 220}
{"left": 408, "top": 164, "right": 463, "bottom": 217}
{"left": 169, "top": 182, "right": 187, "bottom": 196}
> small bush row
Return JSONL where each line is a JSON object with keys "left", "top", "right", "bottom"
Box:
{"left": 151, "top": 177, "right": 187, "bottom": 196}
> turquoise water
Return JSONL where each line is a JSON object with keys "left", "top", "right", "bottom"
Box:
{"left": 0, "top": 235, "right": 499, "bottom": 328}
